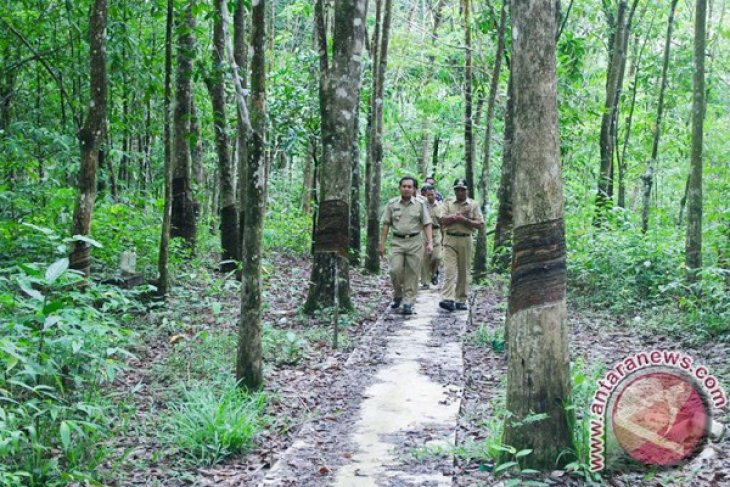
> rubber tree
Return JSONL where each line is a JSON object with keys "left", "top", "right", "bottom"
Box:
{"left": 503, "top": 0, "right": 573, "bottom": 468}
{"left": 234, "top": 0, "right": 267, "bottom": 389}
{"left": 69, "top": 0, "right": 108, "bottom": 276}
{"left": 157, "top": 0, "right": 174, "bottom": 296}
{"left": 304, "top": 0, "right": 368, "bottom": 312}
{"left": 473, "top": 0, "right": 507, "bottom": 279}
{"left": 595, "top": 0, "right": 628, "bottom": 222}
{"left": 492, "top": 69, "right": 513, "bottom": 272}
{"left": 685, "top": 0, "right": 706, "bottom": 281}
{"left": 170, "top": 0, "right": 198, "bottom": 248}
{"left": 207, "top": 0, "right": 238, "bottom": 272}
{"left": 234, "top": 0, "right": 248, "bottom": 265}
{"left": 642, "top": 0, "right": 679, "bottom": 233}
{"left": 364, "top": 0, "right": 392, "bottom": 274}
{"left": 462, "top": 0, "right": 474, "bottom": 197}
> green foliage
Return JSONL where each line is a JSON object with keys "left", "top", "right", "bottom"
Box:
{"left": 90, "top": 196, "right": 163, "bottom": 275}
{"left": 162, "top": 378, "right": 267, "bottom": 466}
{"left": 0, "top": 257, "right": 134, "bottom": 485}
{"left": 263, "top": 184, "right": 313, "bottom": 255}
{"left": 567, "top": 212, "right": 730, "bottom": 342}
{"left": 0, "top": 190, "right": 161, "bottom": 276}
{"left": 264, "top": 326, "right": 310, "bottom": 366}
{"left": 469, "top": 323, "right": 505, "bottom": 352}
{"left": 561, "top": 358, "right": 605, "bottom": 483}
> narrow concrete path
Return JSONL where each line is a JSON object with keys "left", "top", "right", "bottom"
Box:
{"left": 333, "top": 288, "right": 464, "bottom": 486}
{"left": 260, "top": 288, "right": 465, "bottom": 486}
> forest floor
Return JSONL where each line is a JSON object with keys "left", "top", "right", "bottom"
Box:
{"left": 98, "top": 253, "right": 729, "bottom": 486}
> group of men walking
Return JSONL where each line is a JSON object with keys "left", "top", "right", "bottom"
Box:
{"left": 379, "top": 176, "right": 484, "bottom": 315}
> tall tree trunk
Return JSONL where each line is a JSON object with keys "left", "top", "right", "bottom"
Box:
{"left": 305, "top": 0, "right": 368, "bottom": 312}
{"left": 492, "top": 70, "right": 514, "bottom": 271}
{"left": 190, "top": 97, "right": 204, "bottom": 189}
{"left": 364, "top": 0, "right": 390, "bottom": 274}
{"left": 686, "top": 0, "right": 706, "bottom": 281}
{"left": 473, "top": 1, "right": 506, "bottom": 279}
{"left": 595, "top": 0, "right": 627, "bottom": 221}
{"left": 618, "top": 23, "right": 651, "bottom": 209}
{"left": 157, "top": 0, "right": 174, "bottom": 296}
{"left": 120, "top": 33, "right": 129, "bottom": 188}
{"left": 69, "top": 0, "right": 108, "bottom": 276}
{"left": 350, "top": 89, "right": 362, "bottom": 267}
{"left": 677, "top": 173, "right": 690, "bottom": 226}
{"left": 432, "top": 0, "right": 445, "bottom": 42}
{"left": 234, "top": 0, "right": 248, "bottom": 263}
{"left": 236, "top": 0, "right": 266, "bottom": 390}
{"left": 641, "top": 0, "right": 679, "bottom": 233}
{"left": 503, "top": 0, "right": 572, "bottom": 468}
{"left": 462, "top": 0, "right": 474, "bottom": 198}
{"left": 208, "top": 0, "right": 239, "bottom": 273}
{"left": 142, "top": 97, "right": 152, "bottom": 191}
{"left": 105, "top": 131, "right": 118, "bottom": 200}
{"left": 432, "top": 134, "right": 440, "bottom": 173}
{"left": 301, "top": 138, "right": 314, "bottom": 213}
{"left": 171, "top": 1, "right": 198, "bottom": 248}
{"left": 612, "top": 0, "right": 640, "bottom": 209}
{"left": 419, "top": 123, "right": 430, "bottom": 179}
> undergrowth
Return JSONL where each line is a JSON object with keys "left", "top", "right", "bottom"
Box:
{"left": 567, "top": 212, "right": 729, "bottom": 343}
{"left": 0, "top": 247, "right": 137, "bottom": 485}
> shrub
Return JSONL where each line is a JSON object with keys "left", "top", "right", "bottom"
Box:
{"left": 0, "top": 257, "right": 134, "bottom": 485}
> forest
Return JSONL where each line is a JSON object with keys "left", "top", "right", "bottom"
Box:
{"left": 0, "top": 0, "right": 728, "bottom": 485}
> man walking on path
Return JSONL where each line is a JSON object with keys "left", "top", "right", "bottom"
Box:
{"left": 420, "top": 184, "right": 443, "bottom": 289}
{"left": 425, "top": 176, "right": 444, "bottom": 202}
{"left": 438, "top": 178, "right": 484, "bottom": 312}
{"left": 380, "top": 176, "right": 434, "bottom": 315}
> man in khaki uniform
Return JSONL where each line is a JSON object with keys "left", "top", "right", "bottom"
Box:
{"left": 420, "top": 184, "right": 443, "bottom": 288}
{"left": 438, "top": 178, "right": 484, "bottom": 312}
{"left": 379, "top": 176, "right": 434, "bottom": 315}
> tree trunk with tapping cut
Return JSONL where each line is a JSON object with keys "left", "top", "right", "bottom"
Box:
{"left": 503, "top": 0, "right": 573, "bottom": 468}
{"left": 305, "top": 0, "right": 368, "bottom": 312}
{"left": 69, "top": 0, "right": 108, "bottom": 277}
{"left": 171, "top": 0, "right": 198, "bottom": 248}
{"left": 208, "top": 0, "right": 239, "bottom": 272}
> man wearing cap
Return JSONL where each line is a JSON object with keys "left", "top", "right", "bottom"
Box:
{"left": 420, "top": 184, "right": 443, "bottom": 289}
{"left": 379, "top": 176, "right": 434, "bottom": 315}
{"left": 438, "top": 178, "right": 484, "bottom": 312}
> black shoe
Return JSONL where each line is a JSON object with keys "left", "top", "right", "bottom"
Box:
{"left": 455, "top": 302, "right": 468, "bottom": 311}
{"left": 439, "top": 300, "right": 455, "bottom": 312}
{"left": 390, "top": 298, "right": 402, "bottom": 309}
{"left": 420, "top": 283, "right": 429, "bottom": 290}
{"left": 401, "top": 304, "right": 414, "bottom": 315}
{"left": 431, "top": 274, "right": 438, "bottom": 286}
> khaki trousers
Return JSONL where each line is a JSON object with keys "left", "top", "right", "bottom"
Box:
{"left": 441, "top": 234, "right": 472, "bottom": 303}
{"left": 389, "top": 235, "right": 423, "bottom": 306}
{"left": 421, "top": 231, "right": 442, "bottom": 284}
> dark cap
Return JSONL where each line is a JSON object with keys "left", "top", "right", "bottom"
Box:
{"left": 453, "top": 178, "right": 468, "bottom": 189}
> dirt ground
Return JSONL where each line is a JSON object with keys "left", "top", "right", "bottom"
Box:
{"left": 99, "top": 255, "right": 729, "bottom": 486}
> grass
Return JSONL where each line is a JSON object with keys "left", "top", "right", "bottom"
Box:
{"left": 162, "top": 378, "right": 268, "bottom": 466}
{"left": 468, "top": 322, "right": 505, "bottom": 352}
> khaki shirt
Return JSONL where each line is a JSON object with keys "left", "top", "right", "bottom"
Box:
{"left": 381, "top": 197, "right": 432, "bottom": 235}
{"left": 425, "top": 201, "right": 443, "bottom": 229}
{"left": 440, "top": 197, "right": 484, "bottom": 234}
